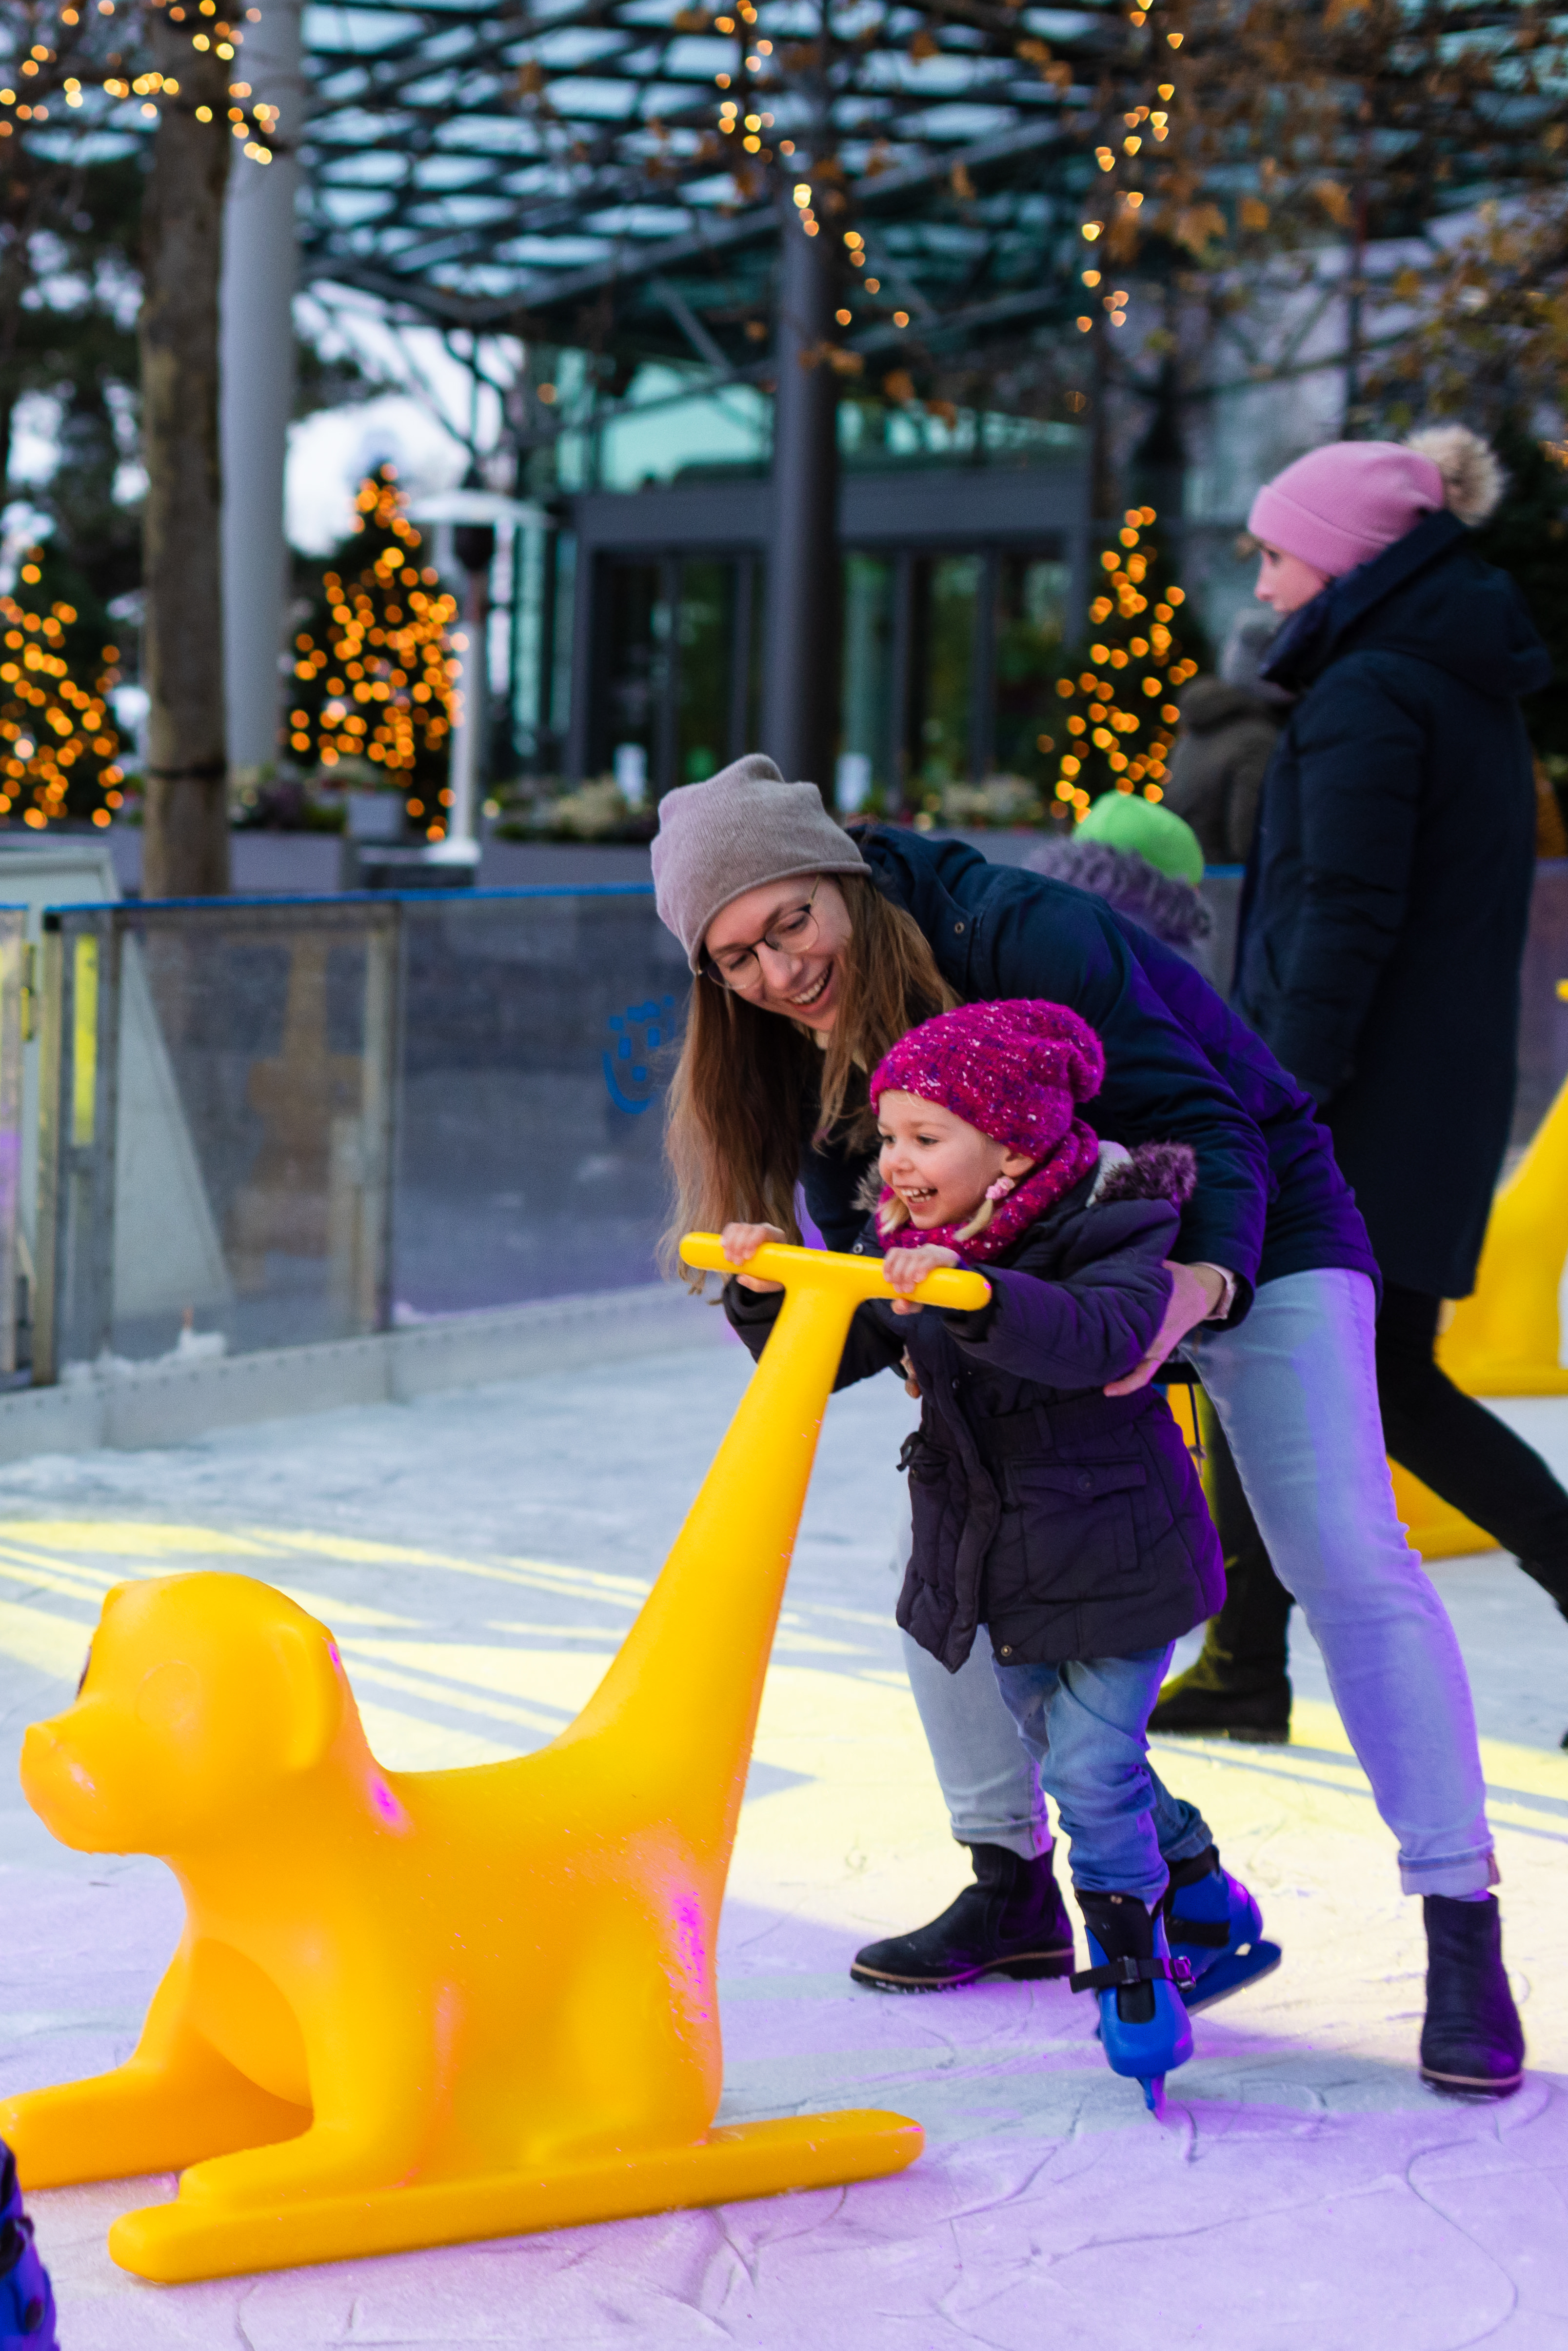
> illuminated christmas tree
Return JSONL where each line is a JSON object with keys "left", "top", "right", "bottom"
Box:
{"left": 287, "top": 467, "right": 463, "bottom": 838}
{"left": 1051, "top": 507, "right": 1202, "bottom": 821}
{"left": 0, "top": 545, "right": 125, "bottom": 830}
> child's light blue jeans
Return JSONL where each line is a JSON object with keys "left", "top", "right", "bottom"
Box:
{"left": 991, "top": 1645, "right": 1199, "bottom": 1906}
{"left": 899, "top": 1268, "right": 1496, "bottom": 1898}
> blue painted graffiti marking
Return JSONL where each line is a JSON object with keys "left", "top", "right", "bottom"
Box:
{"left": 604, "top": 995, "right": 676, "bottom": 1114}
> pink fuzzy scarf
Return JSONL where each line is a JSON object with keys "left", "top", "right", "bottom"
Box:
{"left": 876, "top": 1117, "right": 1101, "bottom": 1267}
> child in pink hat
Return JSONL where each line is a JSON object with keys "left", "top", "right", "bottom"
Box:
{"left": 720, "top": 998, "right": 1278, "bottom": 2113}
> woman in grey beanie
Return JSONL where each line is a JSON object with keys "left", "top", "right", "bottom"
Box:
{"left": 652, "top": 752, "right": 1524, "bottom": 2099}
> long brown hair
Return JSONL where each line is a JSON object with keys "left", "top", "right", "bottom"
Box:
{"left": 661, "top": 873, "right": 958, "bottom": 1281}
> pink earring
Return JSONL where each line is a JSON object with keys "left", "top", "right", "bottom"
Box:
{"left": 985, "top": 1175, "right": 1015, "bottom": 1203}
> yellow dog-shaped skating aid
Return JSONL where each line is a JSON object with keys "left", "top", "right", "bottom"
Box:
{"left": 0, "top": 1237, "right": 989, "bottom": 2283}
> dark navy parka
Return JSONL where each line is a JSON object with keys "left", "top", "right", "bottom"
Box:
{"left": 1236, "top": 512, "right": 1551, "bottom": 1299}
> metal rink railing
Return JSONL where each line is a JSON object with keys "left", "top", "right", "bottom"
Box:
{"left": 32, "top": 887, "right": 688, "bottom": 1379}
{"left": 15, "top": 866, "right": 1568, "bottom": 1386}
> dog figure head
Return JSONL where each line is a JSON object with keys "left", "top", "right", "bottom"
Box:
{"left": 21, "top": 1573, "right": 352, "bottom": 1855}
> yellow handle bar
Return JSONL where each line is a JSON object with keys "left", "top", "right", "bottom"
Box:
{"left": 679, "top": 1231, "right": 992, "bottom": 1313}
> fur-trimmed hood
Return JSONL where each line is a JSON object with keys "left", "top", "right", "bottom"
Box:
{"left": 1092, "top": 1139, "right": 1197, "bottom": 1209}
{"left": 1024, "top": 837, "right": 1212, "bottom": 949}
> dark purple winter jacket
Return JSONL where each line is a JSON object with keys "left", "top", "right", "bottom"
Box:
{"left": 725, "top": 1147, "right": 1225, "bottom": 1671}
{"left": 795, "top": 825, "right": 1379, "bottom": 1315}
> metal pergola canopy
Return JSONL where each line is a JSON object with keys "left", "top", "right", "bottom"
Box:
{"left": 298, "top": 0, "right": 1120, "bottom": 374}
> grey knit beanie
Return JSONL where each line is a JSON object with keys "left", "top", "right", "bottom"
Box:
{"left": 651, "top": 753, "right": 870, "bottom": 969}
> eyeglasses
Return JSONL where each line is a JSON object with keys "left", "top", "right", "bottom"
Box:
{"left": 701, "top": 881, "right": 823, "bottom": 992}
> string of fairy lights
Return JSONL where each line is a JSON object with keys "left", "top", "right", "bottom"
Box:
{"left": 498, "top": 0, "right": 1081, "bottom": 376}
{"left": 635, "top": 6, "right": 1192, "bottom": 827}
{"left": 1072, "top": 0, "right": 1185, "bottom": 344}
{"left": 0, "top": 0, "right": 277, "bottom": 164}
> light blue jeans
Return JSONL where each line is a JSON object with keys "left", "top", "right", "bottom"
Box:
{"left": 901, "top": 1267, "right": 1495, "bottom": 1898}
{"left": 992, "top": 1646, "right": 1186, "bottom": 1905}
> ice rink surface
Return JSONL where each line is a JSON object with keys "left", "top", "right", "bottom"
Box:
{"left": 0, "top": 1318, "right": 1565, "bottom": 2349}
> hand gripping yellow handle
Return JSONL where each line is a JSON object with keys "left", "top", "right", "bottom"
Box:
{"left": 678, "top": 1231, "right": 992, "bottom": 1313}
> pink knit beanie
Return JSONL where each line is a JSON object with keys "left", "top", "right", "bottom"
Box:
{"left": 1248, "top": 441, "right": 1445, "bottom": 578}
{"left": 870, "top": 1000, "right": 1105, "bottom": 1159}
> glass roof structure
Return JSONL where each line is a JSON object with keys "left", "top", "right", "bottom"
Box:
{"left": 292, "top": 0, "right": 1568, "bottom": 418}
{"left": 297, "top": 0, "right": 1122, "bottom": 384}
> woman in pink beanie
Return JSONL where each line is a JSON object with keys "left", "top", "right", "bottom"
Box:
{"left": 1175, "top": 430, "right": 1568, "bottom": 1816}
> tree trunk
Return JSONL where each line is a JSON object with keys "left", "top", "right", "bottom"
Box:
{"left": 139, "top": 30, "right": 233, "bottom": 897}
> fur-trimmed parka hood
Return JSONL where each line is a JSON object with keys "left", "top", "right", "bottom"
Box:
{"left": 1092, "top": 1139, "right": 1197, "bottom": 1209}
{"left": 1024, "top": 837, "right": 1212, "bottom": 949}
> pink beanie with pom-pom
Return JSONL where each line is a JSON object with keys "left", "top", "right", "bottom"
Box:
{"left": 1248, "top": 441, "right": 1446, "bottom": 578}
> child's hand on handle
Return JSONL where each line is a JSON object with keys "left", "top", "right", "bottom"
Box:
{"left": 719, "top": 1221, "right": 787, "bottom": 1292}
{"left": 882, "top": 1243, "right": 961, "bottom": 1315}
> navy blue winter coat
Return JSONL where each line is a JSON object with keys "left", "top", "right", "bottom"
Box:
{"left": 726, "top": 1149, "right": 1225, "bottom": 1670}
{"left": 1236, "top": 512, "right": 1552, "bottom": 1299}
{"left": 801, "top": 826, "right": 1377, "bottom": 1307}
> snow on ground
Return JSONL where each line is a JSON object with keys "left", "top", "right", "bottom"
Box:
{"left": 0, "top": 1330, "right": 1566, "bottom": 2349}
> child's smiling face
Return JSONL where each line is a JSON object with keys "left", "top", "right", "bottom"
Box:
{"left": 876, "top": 1091, "right": 1034, "bottom": 1229}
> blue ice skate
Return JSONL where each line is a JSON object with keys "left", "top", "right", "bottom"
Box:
{"left": 1071, "top": 1892, "right": 1194, "bottom": 2117}
{"left": 1162, "top": 1844, "right": 1281, "bottom": 2013}
{"left": 0, "top": 2141, "right": 56, "bottom": 2351}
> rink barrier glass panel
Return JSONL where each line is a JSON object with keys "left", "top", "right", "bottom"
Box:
{"left": 26, "top": 867, "right": 1568, "bottom": 1383}
{"left": 31, "top": 888, "right": 687, "bottom": 1379}
{"left": 395, "top": 888, "right": 687, "bottom": 1318}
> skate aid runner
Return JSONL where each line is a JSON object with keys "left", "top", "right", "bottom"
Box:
{"left": 722, "top": 998, "right": 1279, "bottom": 2112}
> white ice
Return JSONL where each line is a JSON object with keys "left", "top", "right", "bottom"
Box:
{"left": 0, "top": 1322, "right": 1565, "bottom": 2349}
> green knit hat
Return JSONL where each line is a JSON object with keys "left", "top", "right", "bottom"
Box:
{"left": 1074, "top": 791, "right": 1205, "bottom": 886}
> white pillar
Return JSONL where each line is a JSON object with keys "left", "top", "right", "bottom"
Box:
{"left": 445, "top": 579, "right": 488, "bottom": 847}
{"left": 219, "top": 0, "right": 303, "bottom": 782}
{"left": 444, "top": 529, "right": 494, "bottom": 851}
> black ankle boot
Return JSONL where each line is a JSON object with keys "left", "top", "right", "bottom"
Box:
{"left": 1148, "top": 1652, "right": 1291, "bottom": 1743}
{"left": 851, "top": 1844, "right": 1075, "bottom": 1992}
{"left": 1419, "top": 1895, "right": 1525, "bottom": 2098}
{"left": 1150, "top": 1395, "right": 1294, "bottom": 1743}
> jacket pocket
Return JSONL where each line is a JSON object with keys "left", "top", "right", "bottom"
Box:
{"left": 901, "top": 1432, "right": 963, "bottom": 1585}
{"left": 1004, "top": 1459, "right": 1151, "bottom": 1601}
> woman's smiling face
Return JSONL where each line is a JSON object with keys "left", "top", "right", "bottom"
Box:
{"left": 702, "top": 875, "right": 853, "bottom": 1031}
{"left": 876, "top": 1091, "right": 1032, "bottom": 1229}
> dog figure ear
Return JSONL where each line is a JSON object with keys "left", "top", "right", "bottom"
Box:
{"left": 270, "top": 1620, "right": 345, "bottom": 1776}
